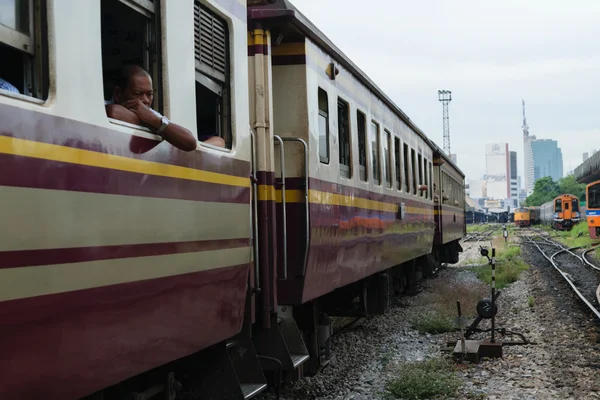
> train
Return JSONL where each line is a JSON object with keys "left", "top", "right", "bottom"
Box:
{"left": 540, "top": 194, "right": 582, "bottom": 230}
{"left": 586, "top": 180, "right": 600, "bottom": 239}
{"left": 0, "top": 0, "right": 466, "bottom": 399}
{"left": 514, "top": 207, "right": 531, "bottom": 227}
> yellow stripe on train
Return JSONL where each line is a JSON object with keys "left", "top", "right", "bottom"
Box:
{"left": 0, "top": 136, "right": 250, "bottom": 188}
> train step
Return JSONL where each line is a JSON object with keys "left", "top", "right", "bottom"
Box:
{"left": 191, "top": 334, "right": 267, "bottom": 400}
{"left": 253, "top": 307, "right": 310, "bottom": 373}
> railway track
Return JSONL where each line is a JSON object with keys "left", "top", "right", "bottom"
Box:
{"left": 462, "top": 226, "right": 499, "bottom": 250}
{"left": 521, "top": 234, "right": 600, "bottom": 319}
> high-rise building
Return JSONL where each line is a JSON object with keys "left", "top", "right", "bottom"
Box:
{"left": 532, "top": 139, "right": 563, "bottom": 182}
{"left": 485, "top": 143, "right": 510, "bottom": 199}
{"left": 522, "top": 100, "right": 535, "bottom": 194}
{"left": 510, "top": 151, "right": 518, "bottom": 199}
{"left": 584, "top": 152, "right": 589, "bottom": 162}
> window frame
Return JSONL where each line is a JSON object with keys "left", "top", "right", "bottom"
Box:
{"left": 411, "top": 148, "right": 417, "bottom": 195}
{"left": 338, "top": 97, "right": 351, "bottom": 178}
{"left": 370, "top": 120, "right": 381, "bottom": 185}
{"left": 317, "top": 87, "right": 330, "bottom": 164}
{"left": 403, "top": 142, "right": 410, "bottom": 193}
{"left": 383, "top": 129, "right": 392, "bottom": 188}
{"left": 0, "top": 0, "right": 49, "bottom": 100}
{"left": 394, "top": 137, "right": 402, "bottom": 191}
{"left": 357, "top": 110, "right": 367, "bottom": 182}
{"left": 194, "top": 1, "right": 232, "bottom": 148}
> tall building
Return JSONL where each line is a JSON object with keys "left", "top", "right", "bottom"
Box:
{"left": 485, "top": 143, "right": 510, "bottom": 199}
{"left": 522, "top": 100, "right": 536, "bottom": 194}
{"left": 510, "top": 151, "right": 518, "bottom": 199}
{"left": 532, "top": 139, "right": 563, "bottom": 182}
{"left": 583, "top": 152, "right": 589, "bottom": 162}
{"left": 468, "top": 179, "right": 486, "bottom": 199}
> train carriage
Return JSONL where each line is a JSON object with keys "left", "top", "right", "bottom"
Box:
{"left": 0, "top": 0, "right": 465, "bottom": 398}
{"left": 514, "top": 207, "right": 531, "bottom": 227}
{"left": 540, "top": 194, "right": 581, "bottom": 230}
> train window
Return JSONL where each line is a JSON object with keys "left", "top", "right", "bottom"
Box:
{"left": 555, "top": 199, "right": 562, "bottom": 212}
{"left": 318, "top": 88, "right": 329, "bottom": 164}
{"left": 403, "top": 143, "right": 410, "bottom": 192}
{"left": 572, "top": 198, "right": 579, "bottom": 212}
{"left": 101, "top": 0, "right": 161, "bottom": 115}
{"left": 394, "top": 137, "right": 401, "bottom": 190}
{"left": 338, "top": 98, "right": 351, "bottom": 178}
{"left": 0, "top": 0, "right": 49, "bottom": 100}
{"left": 194, "top": 2, "right": 232, "bottom": 148}
{"left": 383, "top": 130, "right": 391, "bottom": 188}
{"left": 370, "top": 121, "right": 380, "bottom": 185}
{"left": 417, "top": 153, "right": 423, "bottom": 197}
{"left": 357, "top": 110, "right": 367, "bottom": 181}
{"left": 564, "top": 201, "right": 569, "bottom": 210}
{"left": 589, "top": 184, "right": 600, "bottom": 209}
{"left": 429, "top": 161, "right": 433, "bottom": 199}
{"left": 423, "top": 160, "right": 428, "bottom": 199}
{"left": 411, "top": 148, "right": 417, "bottom": 195}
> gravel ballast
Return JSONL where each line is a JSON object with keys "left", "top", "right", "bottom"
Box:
{"left": 257, "top": 234, "right": 600, "bottom": 400}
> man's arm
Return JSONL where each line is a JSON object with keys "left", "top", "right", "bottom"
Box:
{"left": 106, "top": 104, "right": 142, "bottom": 125}
{"left": 117, "top": 100, "right": 198, "bottom": 152}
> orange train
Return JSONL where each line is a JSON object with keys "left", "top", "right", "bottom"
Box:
{"left": 513, "top": 206, "right": 540, "bottom": 227}
{"left": 586, "top": 181, "right": 600, "bottom": 239}
{"left": 540, "top": 194, "right": 581, "bottom": 230}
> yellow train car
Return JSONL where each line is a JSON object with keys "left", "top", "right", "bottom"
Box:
{"left": 514, "top": 207, "right": 531, "bottom": 227}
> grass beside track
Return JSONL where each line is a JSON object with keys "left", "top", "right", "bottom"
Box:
{"left": 474, "top": 244, "right": 529, "bottom": 289}
{"left": 467, "top": 223, "right": 493, "bottom": 233}
{"left": 385, "top": 358, "right": 462, "bottom": 399}
{"left": 550, "top": 221, "right": 597, "bottom": 248}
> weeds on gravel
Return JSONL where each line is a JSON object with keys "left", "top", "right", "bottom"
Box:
{"left": 528, "top": 295, "right": 535, "bottom": 307}
{"left": 474, "top": 245, "right": 529, "bottom": 289}
{"left": 410, "top": 280, "right": 488, "bottom": 334}
{"left": 467, "top": 224, "right": 492, "bottom": 233}
{"left": 555, "top": 221, "right": 595, "bottom": 248}
{"left": 386, "top": 358, "right": 461, "bottom": 399}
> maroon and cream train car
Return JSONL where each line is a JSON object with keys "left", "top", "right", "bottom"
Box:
{"left": 432, "top": 148, "right": 465, "bottom": 264}
{"left": 0, "top": 0, "right": 260, "bottom": 399}
{"left": 247, "top": 0, "right": 464, "bottom": 373}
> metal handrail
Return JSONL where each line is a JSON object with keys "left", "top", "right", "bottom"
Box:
{"left": 274, "top": 135, "right": 287, "bottom": 280}
{"left": 279, "top": 137, "right": 309, "bottom": 276}
{"left": 250, "top": 129, "right": 260, "bottom": 292}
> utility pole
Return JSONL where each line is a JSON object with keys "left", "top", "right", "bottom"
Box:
{"left": 438, "top": 90, "right": 452, "bottom": 155}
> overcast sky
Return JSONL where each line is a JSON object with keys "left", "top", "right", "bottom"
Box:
{"left": 291, "top": 0, "right": 600, "bottom": 183}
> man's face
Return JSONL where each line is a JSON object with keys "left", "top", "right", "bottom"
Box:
{"left": 116, "top": 74, "right": 154, "bottom": 107}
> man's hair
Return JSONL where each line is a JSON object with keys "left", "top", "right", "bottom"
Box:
{"left": 116, "top": 64, "right": 151, "bottom": 90}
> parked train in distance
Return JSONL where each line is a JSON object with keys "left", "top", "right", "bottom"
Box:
{"left": 585, "top": 180, "right": 600, "bottom": 239}
{"left": 540, "top": 194, "right": 581, "bottom": 230}
{"left": 513, "top": 206, "right": 540, "bottom": 228}
{"left": 0, "top": 0, "right": 465, "bottom": 399}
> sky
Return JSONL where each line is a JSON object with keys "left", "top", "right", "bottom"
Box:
{"left": 290, "top": 0, "right": 600, "bottom": 183}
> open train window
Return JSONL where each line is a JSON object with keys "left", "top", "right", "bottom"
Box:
{"left": 370, "top": 121, "right": 380, "bottom": 185}
{"left": 0, "top": 0, "right": 49, "bottom": 100}
{"left": 394, "top": 137, "right": 401, "bottom": 190}
{"left": 338, "top": 98, "right": 350, "bottom": 178}
{"left": 318, "top": 88, "right": 329, "bottom": 164}
{"left": 383, "top": 130, "right": 391, "bottom": 188}
{"left": 195, "top": 2, "right": 231, "bottom": 148}
{"left": 357, "top": 110, "right": 367, "bottom": 181}
{"left": 403, "top": 143, "right": 410, "bottom": 192}
{"left": 411, "top": 148, "right": 417, "bottom": 195}
{"left": 101, "top": 0, "right": 161, "bottom": 117}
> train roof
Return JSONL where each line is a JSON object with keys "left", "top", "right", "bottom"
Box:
{"left": 248, "top": 0, "right": 465, "bottom": 179}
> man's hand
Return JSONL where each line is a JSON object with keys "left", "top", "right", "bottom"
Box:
{"left": 122, "top": 99, "right": 161, "bottom": 131}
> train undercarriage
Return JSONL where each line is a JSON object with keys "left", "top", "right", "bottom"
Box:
{"left": 85, "top": 239, "right": 462, "bottom": 400}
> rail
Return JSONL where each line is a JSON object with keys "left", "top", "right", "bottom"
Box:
{"left": 524, "top": 236, "right": 600, "bottom": 319}
{"left": 273, "top": 135, "right": 288, "bottom": 280}
{"left": 250, "top": 129, "right": 260, "bottom": 292}
{"left": 278, "top": 137, "right": 310, "bottom": 276}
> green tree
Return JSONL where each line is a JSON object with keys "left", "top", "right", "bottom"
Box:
{"left": 557, "top": 174, "right": 586, "bottom": 201}
{"left": 524, "top": 176, "right": 559, "bottom": 206}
